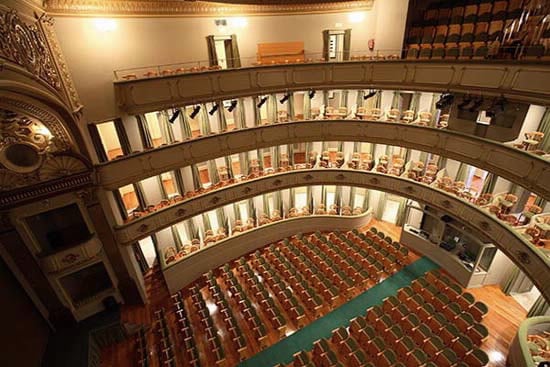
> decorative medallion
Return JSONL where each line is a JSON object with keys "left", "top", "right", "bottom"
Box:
{"left": 335, "top": 174, "right": 346, "bottom": 180}
{"left": 515, "top": 250, "right": 531, "bottom": 265}
{"left": 304, "top": 174, "right": 313, "bottom": 181}
{"left": 176, "top": 208, "right": 186, "bottom": 217}
{"left": 210, "top": 196, "right": 221, "bottom": 204}
{"left": 273, "top": 179, "right": 282, "bottom": 186}
{"left": 137, "top": 223, "right": 149, "bottom": 233}
{"left": 441, "top": 200, "right": 452, "bottom": 209}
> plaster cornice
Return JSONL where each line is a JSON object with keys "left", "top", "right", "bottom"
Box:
{"left": 43, "top": 0, "right": 373, "bottom": 17}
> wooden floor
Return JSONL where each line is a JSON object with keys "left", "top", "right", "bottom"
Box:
{"left": 100, "top": 220, "right": 526, "bottom": 367}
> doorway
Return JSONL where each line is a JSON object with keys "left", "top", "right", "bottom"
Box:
{"left": 206, "top": 35, "right": 241, "bottom": 68}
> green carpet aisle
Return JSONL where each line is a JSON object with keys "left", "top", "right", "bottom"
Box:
{"left": 239, "top": 257, "right": 438, "bottom": 367}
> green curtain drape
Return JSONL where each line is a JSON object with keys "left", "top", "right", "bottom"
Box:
{"left": 288, "top": 92, "right": 295, "bottom": 120}
{"left": 536, "top": 107, "right": 550, "bottom": 151}
{"left": 208, "top": 160, "right": 219, "bottom": 184}
{"left": 136, "top": 115, "right": 153, "bottom": 149}
{"left": 289, "top": 188, "right": 295, "bottom": 208}
{"left": 288, "top": 144, "right": 295, "bottom": 166}
{"left": 188, "top": 218, "right": 199, "bottom": 240}
{"left": 216, "top": 208, "right": 227, "bottom": 231}
{"left": 323, "top": 91, "right": 329, "bottom": 109}
{"left": 134, "top": 182, "right": 148, "bottom": 209}
{"left": 191, "top": 164, "right": 203, "bottom": 190}
{"left": 158, "top": 111, "right": 175, "bottom": 143}
{"left": 343, "top": 29, "right": 352, "bottom": 61}
{"left": 224, "top": 156, "right": 233, "bottom": 179}
{"left": 273, "top": 146, "right": 280, "bottom": 170}
{"left": 247, "top": 199, "right": 256, "bottom": 221}
{"left": 233, "top": 202, "right": 241, "bottom": 221}
{"left": 236, "top": 98, "right": 246, "bottom": 129}
{"left": 428, "top": 93, "right": 439, "bottom": 127}
{"left": 230, "top": 34, "right": 241, "bottom": 68}
{"left": 303, "top": 92, "right": 312, "bottom": 120}
{"left": 396, "top": 197, "right": 407, "bottom": 226}
{"left": 113, "top": 189, "right": 129, "bottom": 219}
{"left": 350, "top": 187, "right": 357, "bottom": 207}
{"left": 157, "top": 175, "right": 168, "bottom": 199}
{"left": 171, "top": 226, "right": 183, "bottom": 251}
{"left": 206, "top": 35, "right": 218, "bottom": 67}
{"left": 391, "top": 91, "right": 401, "bottom": 109}
{"left": 335, "top": 186, "right": 342, "bottom": 209}
{"left": 409, "top": 92, "right": 421, "bottom": 112}
{"left": 418, "top": 151, "right": 428, "bottom": 164}
{"left": 239, "top": 152, "right": 249, "bottom": 176}
{"left": 199, "top": 104, "right": 210, "bottom": 135}
{"left": 180, "top": 108, "right": 193, "bottom": 139}
{"left": 455, "top": 163, "right": 469, "bottom": 181}
{"left": 275, "top": 191, "right": 283, "bottom": 213}
{"left": 502, "top": 267, "right": 521, "bottom": 295}
{"left": 253, "top": 96, "right": 262, "bottom": 126}
{"left": 202, "top": 213, "right": 212, "bottom": 231}
{"left": 268, "top": 94, "right": 278, "bottom": 123}
{"left": 341, "top": 90, "right": 349, "bottom": 109}
{"left": 256, "top": 150, "right": 264, "bottom": 170}
{"left": 481, "top": 173, "right": 497, "bottom": 194}
{"left": 217, "top": 102, "right": 228, "bottom": 131}
{"left": 527, "top": 295, "right": 549, "bottom": 317}
{"left": 173, "top": 169, "right": 185, "bottom": 194}
{"left": 262, "top": 194, "right": 270, "bottom": 215}
{"left": 356, "top": 90, "right": 365, "bottom": 110}
{"left": 376, "top": 192, "right": 387, "bottom": 219}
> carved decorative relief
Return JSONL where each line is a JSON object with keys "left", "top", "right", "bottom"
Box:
{"left": 44, "top": 0, "right": 373, "bottom": 16}
{"left": 0, "top": 9, "right": 61, "bottom": 91}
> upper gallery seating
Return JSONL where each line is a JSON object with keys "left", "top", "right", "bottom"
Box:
{"left": 405, "top": 0, "right": 550, "bottom": 60}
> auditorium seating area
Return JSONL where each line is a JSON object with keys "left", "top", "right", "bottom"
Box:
{"left": 405, "top": 0, "right": 550, "bottom": 61}
{"left": 135, "top": 227, "right": 418, "bottom": 366}
{"left": 285, "top": 268, "right": 490, "bottom": 367}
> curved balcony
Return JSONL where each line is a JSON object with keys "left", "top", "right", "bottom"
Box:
{"left": 163, "top": 210, "right": 374, "bottom": 293}
{"left": 113, "top": 168, "right": 550, "bottom": 303}
{"left": 508, "top": 316, "right": 550, "bottom": 367}
{"left": 97, "top": 120, "right": 550, "bottom": 200}
{"left": 114, "top": 60, "right": 550, "bottom": 114}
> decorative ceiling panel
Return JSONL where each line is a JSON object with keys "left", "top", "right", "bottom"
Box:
{"left": 43, "top": 0, "right": 374, "bottom": 16}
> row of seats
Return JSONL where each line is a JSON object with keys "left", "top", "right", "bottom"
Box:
{"left": 135, "top": 328, "right": 150, "bottom": 367}
{"left": 153, "top": 309, "right": 177, "bottom": 367}
{"left": 171, "top": 293, "right": 201, "bottom": 367}
{"left": 282, "top": 269, "right": 490, "bottom": 367}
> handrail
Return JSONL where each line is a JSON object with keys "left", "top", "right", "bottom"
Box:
{"left": 508, "top": 316, "right": 550, "bottom": 367}
{"left": 111, "top": 168, "right": 550, "bottom": 303}
{"left": 96, "top": 120, "right": 550, "bottom": 201}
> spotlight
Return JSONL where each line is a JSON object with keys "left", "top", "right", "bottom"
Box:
{"left": 363, "top": 90, "right": 377, "bottom": 100}
{"left": 308, "top": 90, "right": 316, "bottom": 99}
{"left": 468, "top": 97, "right": 484, "bottom": 112}
{"left": 189, "top": 105, "right": 201, "bottom": 119}
{"left": 435, "top": 93, "right": 455, "bottom": 109}
{"left": 168, "top": 109, "right": 180, "bottom": 124}
{"left": 227, "top": 100, "right": 238, "bottom": 112}
{"left": 208, "top": 104, "right": 219, "bottom": 115}
{"left": 279, "top": 93, "right": 290, "bottom": 104}
{"left": 257, "top": 96, "right": 268, "bottom": 108}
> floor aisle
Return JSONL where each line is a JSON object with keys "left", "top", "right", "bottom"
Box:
{"left": 239, "top": 257, "right": 439, "bottom": 367}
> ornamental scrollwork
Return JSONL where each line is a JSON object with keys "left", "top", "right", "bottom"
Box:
{"left": 0, "top": 9, "right": 61, "bottom": 91}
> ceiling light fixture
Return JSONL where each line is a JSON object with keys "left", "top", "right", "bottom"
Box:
{"left": 308, "top": 90, "right": 316, "bottom": 99}
{"left": 257, "top": 96, "right": 268, "bottom": 108}
{"left": 227, "top": 100, "right": 238, "bottom": 112}
{"left": 363, "top": 90, "right": 377, "bottom": 100}
{"left": 208, "top": 104, "right": 219, "bottom": 115}
{"left": 168, "top": 109, "right": 180, "bottom": 124}
{"left": 279, "top": 94, "right": 290, "bottom": 104}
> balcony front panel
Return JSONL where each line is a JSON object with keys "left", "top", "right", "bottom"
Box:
{"left": 97, "top": 120, "right": 550, "bottom": 200}
{"left": 114, "top": 61, "right": 550, "bottom": 115}
{"left": 112, "top": 168, "right": 550, "bottom": 303}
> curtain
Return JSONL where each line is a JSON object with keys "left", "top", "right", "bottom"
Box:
{"left": 233, "top": 203, "right": 241, "bottom": 221}
{"left": 376, "top": 192, "right": 387, "bottom": 219}
{"left": 216, "top": 208, "right": 227, "bottom": 231}
{"left": 132, "top": 243, "right": 149, "bottom": 273}
{"left": 247, "top": 199, "right": 256, "bottom": 221}
{"left": 173, "top": 169, "right": 185, "bottom": 194}
{"left": 253, "top": 96, "right": 262, "bottom": 126}
{"left": 323, "top": 91, "right": 329, "bottom": 109}
{"left": 289, "top": 188, "right": 295, "bottom": 208}
{"left": 341, "top": 90, "right": 349, "bottom": 109}
{"left": 537, "top": 107, "right": 550, "bottom": 151}
{"left": 480, "top": 173, "right": 496, "bottom": 194}
{"left": 418, "top": 151, "right": 428, "bottom": 164}
{"left": 268, "top": 94, "right": 277, "bottom": 124}
{"left": 199, "top": 104, "right": 211, "bottom": 135}
{"left": 114, "top": 119, "right": 132, "bottom": 154}
{"left": 237, "top": 98, "right": 246, "bottom": 129}
{"left": 455, "top": 163, "right": 469, "bottom": 181}
{"left": 191, "top": 164, "right": 203, "bottom": 190}
{"left": 239, "top": 152, "right": 249, "bottom": 176}
{"left": 534, "top": 196, "right": 547, "bottom": 208}
{"left": 171, "top": 226, "right": 183, "bottom": 252}
{"left": 288, "top": 92, "right": 295, "bottom": 120}
{"left": 273, "top": 146, "right": 280, "bottom": 170}
{"left": 502, "top": 267, "right": 520, "bottom": 295}
{"left": 88, "top": 124, "right": 109, "bottom": 162}
{"left": 391, "top": 91, "right": 401, "bottom": 109}
{"left": 136, "top": 115, "right": 153, "bottom": 149}
{"left": 206, "top": 35, "right": 218, "bottom": 67}
{"left": 335, "top": 186, "right": 343, "bottom": 210}
{"left": 262, "top": 194, "right": 270, "bottom": 215}
{"left": 409, "top": 92, "right": 421, "bottom": 112}
{"left": 303, "top": 92, "right": 312, "bottom": 120}
{"left": 180, "top": 108, "right": 193, "bottom": 139}
{"left": 157, "top": 175, "right": 168, "bottom": 199}
{"left": 134, "top": 182, "right": 148, "bottom": 210}
{"left": 322, "top": 30, "right": 330, "bottom": 61}
{"left": 343, "top": 29, "right": 352, "bottom": 60}
{"left": 356, "top": 90, "right": 365, "bottom": 110}
{"left": 113, "top": 189, "right": 128, "bottom": 220}
{"left": 202, "top": 213, "right": 212, "bottom": 231}
{"left": 217, "top": 101, "right": 228, "bottom": 131}
{"left": 158, "top": 111, "right": 174, "bottom": 144}
{"left": 208, "top": 160, "right": 219, "bottom": 184}
{"left": 188, "top": 218, "right": 199, "bottom": 240}
{"left": 288, "top": 144, "right": 295, "bottom": 166}
{"left": 230, "top": 34, "right": 241, "bottom": 68}
{"left": 274, "top": 191, "right": 283, "bottom": 213}
{"left": 428, "top": 93, "right": 439, "bottom": 127}
{"left": 224, "top": 156, "right": 233, "bottom": 179}
{"left": 396, "top": 197, "right": 407, "bottom": 226}
{"left": 527, "top": 295, "right": 549, "bottom": 317}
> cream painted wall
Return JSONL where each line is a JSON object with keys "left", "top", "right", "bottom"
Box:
{"left": 53, "top": 1, "right": 409, "bottom": 122}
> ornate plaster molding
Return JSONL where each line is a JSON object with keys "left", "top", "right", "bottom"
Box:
{"left": 44, "top": 0, "right": 374, "bottom": 17}
{"left": 111, "top": 169, "right": 550, "bottom": 303}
